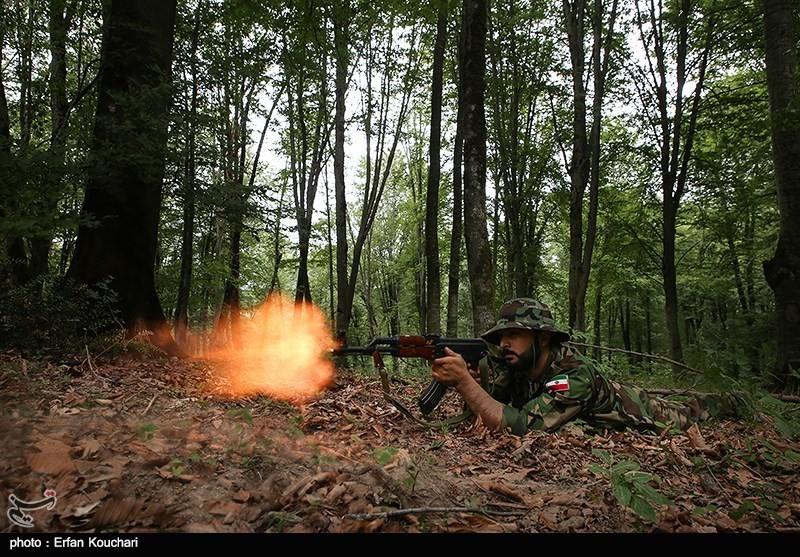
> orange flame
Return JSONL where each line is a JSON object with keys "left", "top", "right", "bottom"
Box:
{"left": 205, "top": 292, "right": 336, "bottom": 403}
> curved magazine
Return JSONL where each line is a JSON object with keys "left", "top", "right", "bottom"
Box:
{"left": 418, "top": 379, "right": 448, "bottom": 415}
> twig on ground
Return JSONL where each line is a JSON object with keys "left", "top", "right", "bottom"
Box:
{"left": 84, "top": 345, "right": 98, "bottom": 376}
{"left": 141, "top": 394, "right": 158, "bottom": 416}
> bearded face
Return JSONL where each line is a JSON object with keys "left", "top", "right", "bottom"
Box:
{"left": 501, "top": 343, "right": 536, "bottom": 373}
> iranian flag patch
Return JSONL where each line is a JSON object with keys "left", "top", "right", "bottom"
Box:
{"left": 546, "top": 375, "right": 570, "bottom": 392}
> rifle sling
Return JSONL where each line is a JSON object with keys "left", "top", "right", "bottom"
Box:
{"left": 373, "top": 351, "right": 494, "bottom": 429}
{"left": 382, "top": 390, "right": 475, "bottom": 428}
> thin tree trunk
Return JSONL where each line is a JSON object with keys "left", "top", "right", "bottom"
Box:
{"left": 462, "top": 0, "right": 495, "bottom": 335}
{"left": 563, "top": 0, "right": 618, "bottom": 334}
{"left": 634, "top": 0, "right": 714, "bottom": 376}
{"left": 174, "top": 6, "right": 203, "bottom": 348}
{"left": 28, "top": 0, "right": 73, "bottom": 279}
{"left": 333, "top": 2, "right": 350, "bottom": 341}
{"left": 446, "top": 22, "right": 465, "bottom": 338}
{"left": 593, "top": 285, "right": 602, "bottom": 361}
{"left": 425, "top": 0, "right": 448, "bottom": 335}
{"left": 343, "top": 22, "right": 419, "bottom": 336}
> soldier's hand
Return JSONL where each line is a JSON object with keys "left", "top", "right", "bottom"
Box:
{"left": 432, "top": 347, "right": 472, "bottom": 387}
{"left": 467, "top": 362, "right": 481, "bottom": 383}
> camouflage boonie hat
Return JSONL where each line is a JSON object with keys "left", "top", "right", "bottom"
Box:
{"left": 481, "top": 298, "right": 571, "bottom": 346}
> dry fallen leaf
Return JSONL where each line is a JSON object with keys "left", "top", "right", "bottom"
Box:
{"left": 87, "top": 497, "right": 164, "bottom": 528}
{"left": 25, "top": 438, "right": 76, "bottom": 475}
{"left": 685, "top": 423, "right": 711, "bottom": 451}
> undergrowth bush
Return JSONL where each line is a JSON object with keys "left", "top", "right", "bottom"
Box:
{"left": 0, "top": 275, "right": 121, "bottom": 355}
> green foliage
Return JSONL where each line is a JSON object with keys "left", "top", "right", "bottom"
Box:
{"left": 0, "top": 276, "right": 121, "bottom": 355}
{"left": 225, "top": 407, "right": 254, "bottom": 425}
{"left": 373, "top": 445, "right": 399, "bottom": 466}
{"left": 588, "top": 449, "right": 674, "bottom": 523}
{"left": 754, "top": 395, "right": 800, "bottom": 442}
{"left": 727, "top": 481, "right": 786, "bottom": 524}
{"left": 137, "top": 423, "right": 157, "bottom": 442}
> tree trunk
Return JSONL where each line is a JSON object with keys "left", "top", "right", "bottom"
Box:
{"left": 593, "top": 284, "right": 602, "bottom": 361}
{"left": 2, "top": 5, "right": 33, "bottom": 286}
{"left": 762, "top": 0, "right": 800, "bottom": 391}
{"left": 635, "top": 0, "right": 713, "bottom": 376}
{"left": 173, "top": 6, "right": 203, "bottom": 349}
{"left": 333, "top": 2, "right": 350, "bottom": 341}
{"left": 425, "top": 0, "right": 448, "bottom": 335}
{"left": 446, "top": 18, "right": 466, "bottom": 338}
{"left": 28, "top": 0, "right": 72, "bottom": 279}
{"left": 286, "top": 40, "right": 330, "bottom": 307}
{"left": 563, "top": 0, "right": 617, "bottom": 334}
{"left": 461, "top": 0, "right": 495, "bottom": 335}
{"left": 343, "top": 23, "right": 418, "bottom": 337}
{"left": 0, "top": 12, "right": 23, "bottom": 289}
{"left": 564, "top": 0, "right": 589, "bottom": 333}
{"left": 67, "top": 0, "right": 181, "bottom": 356}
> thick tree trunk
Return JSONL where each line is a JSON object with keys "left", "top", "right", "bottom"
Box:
{"left": 763, "top": 0, "right": 800, "bottom": 391}
{"left": 1, "top": 6, "right": 30, "bottom": 287}
{"left": 462, "top": 0, "right": 495, "bottom": 335}
{"left": 0, "top": 17, "right": 24, "bottom": 289}
{"left": 67, "top": 0, "right": 181, "bottom": 356}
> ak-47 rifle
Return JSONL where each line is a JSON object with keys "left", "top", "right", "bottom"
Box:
{"left": 331, "top": 334, "right": 488, "bottom": 416}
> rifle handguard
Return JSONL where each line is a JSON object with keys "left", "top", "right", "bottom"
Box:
{"left": 418, "top": 379, "right": 448, "bottom": 415}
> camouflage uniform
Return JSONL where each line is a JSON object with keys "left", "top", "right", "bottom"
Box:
{"left": 480, "top": 298, "right": 742, "bottom": 436}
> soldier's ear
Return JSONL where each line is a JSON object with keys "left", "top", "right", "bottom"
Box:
{"left": 538, "top": 331, "right": 551, "bottom": 347}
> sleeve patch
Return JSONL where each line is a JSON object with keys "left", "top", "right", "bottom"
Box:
{"left": 546, "top": 374, "right": 570, "bottom": 393}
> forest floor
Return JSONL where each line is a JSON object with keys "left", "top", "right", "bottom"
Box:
{"left": 2, "top": 347, "right": 800, "bottom": 538}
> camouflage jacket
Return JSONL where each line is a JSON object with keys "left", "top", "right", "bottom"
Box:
{"left": 486, "top": 345, "right": 738, "bottom": 436}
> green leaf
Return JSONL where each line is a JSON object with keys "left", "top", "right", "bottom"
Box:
{"left": 587, "top": 463, "right": 607, "bottom": 477}
{"left": 611, "top": 460, "right": 640, "bottom": 474}
{"left": 729, "top": 500, "right": 756, "bottom": 521}
{"left": 785, "top": 450, "right": 800, "bottom": 461}
{"left": 629, "top": 495, "right": 657, "bottom": 522}
{"left": 635, "top": 482, "right": 673, "bottom": 507}
{"left": 592, "top": 449, "right": 612, "bottom": 464}
{"left": 627, "top": 471, "right": 654, "bottom": 485}
{"left": 613, "top": 482, "right": 632, "bottom": 507}
{"left": 764, "top": 509, "right": 786, "bottom": 523}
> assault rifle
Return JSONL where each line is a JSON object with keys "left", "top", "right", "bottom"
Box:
{"left": 331, "top": 334, "right": 488, "bottom": 416}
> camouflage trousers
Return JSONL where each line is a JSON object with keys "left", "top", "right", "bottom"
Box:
{"left": 593, "top": 381, "right": 744, "bottom": 432}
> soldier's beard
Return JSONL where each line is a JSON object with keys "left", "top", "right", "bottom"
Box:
{"left": 502, "top": 345, "right": 536, "bottom": 373}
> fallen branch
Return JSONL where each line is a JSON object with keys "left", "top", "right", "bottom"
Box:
{"left": 569, "top": 341, "right": 704, "bottom": 376}
{"left": 569, "top": 342, "right": 800, "bottom": 404}
{"left": 646, "top": 387, "right": 800, "bottom": 404}
{"left": 343, "top": 506, "right": 524, "bottom": 521}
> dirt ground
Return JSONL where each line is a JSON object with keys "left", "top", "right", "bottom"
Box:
{"left": 1, "top": 349, "right": 800, "bottom": 536}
